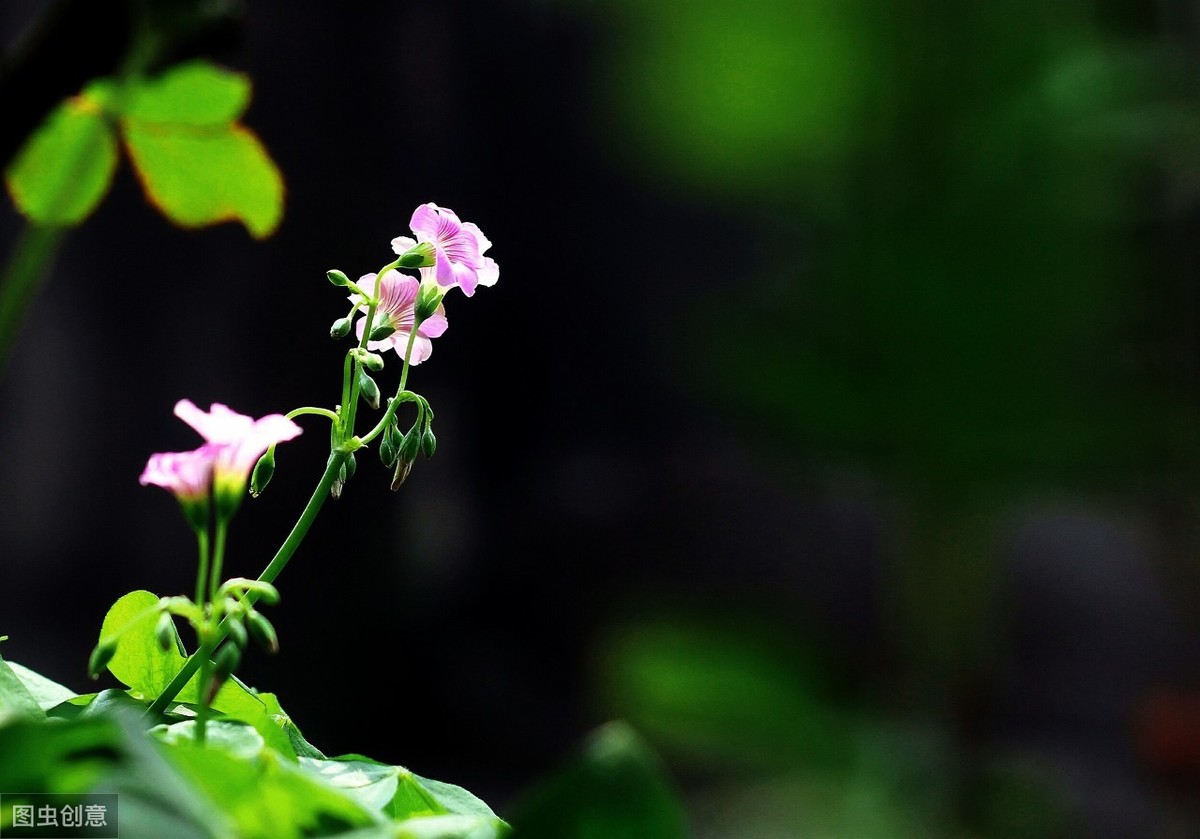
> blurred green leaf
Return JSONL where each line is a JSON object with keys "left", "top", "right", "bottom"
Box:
{"left": 509, "top": 721, "right": 687, "bottom": 839}
{"left": 123, "top": 123, "right": 283, "bottom": 238}
{"left": 4, "top": 95, "right": 118, "bottom": 226}
{"left": 601, "top": 616, "right": 850, "bottom": 771}
{"left": 5, "top": 59, "right": 282, "bottom": 235}
{"left": 120, "top": 60, "right": 251, "bottom": 125}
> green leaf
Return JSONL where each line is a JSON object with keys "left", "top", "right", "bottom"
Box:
{"left": 163, "top": 737, "right": 376, "bottom": 839}
{"left": 7, "top": 660, "right": 77, "bottom": 710}
{"left": 4, "top": 94, "right": 118, "bottom": 226}
{"left": 508, "top": 722, "right": 687, "bottom": 839}
{"left": 123, "top": 122, "right": 283, "bottom": 238}
{"left": 154, "top": 719, "right": 266, "bottom": 758}
{"left": 411, "top": 774, "right": 503, "bottom": 821}
{"left": 119, "top": 61, "right": 251, "bottom": 125}
{"left": 98, "top": 590, "right": 264, "bottom": 720}
{"left": 298, "top": 755, "right": 507, "bottom": 828}
{"left": 0, "top": 653, "right": 44, "bottom": 723}
{"left": 394, "top": 815, "right": 508, "bottom": 839}
{"left": 256, "top": 692, "right": 324, "bottom": 759}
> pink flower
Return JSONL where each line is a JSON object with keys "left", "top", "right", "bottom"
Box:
{"left": 172, "top": 400, "right": 303, "bottom": 513}
{"left": 351, "top": 269, "right": 448, "bottom": 365}
{"left": 139, "top": 447, "right": 215, "bottom": 503}
{"left": 391, "top": 203, "right": 498, "bottom": 297}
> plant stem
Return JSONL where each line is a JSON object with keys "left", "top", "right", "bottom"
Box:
{"left": 0, "top": 224, "right": 65, "bottom": 370}
{"left": 209, "top": 518, "right": 228, "bottom": 604}
{"left": 145, "top": 450, "right": 348, "bottom": 718}
{"left": 196, "top": 649, "right": 211, "bottom": 745}
{"left": 193, "top": 528, "right": 210, "bottom": 609}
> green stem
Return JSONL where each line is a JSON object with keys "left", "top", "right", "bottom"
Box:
{"left": 0, "top": 225, "right": 65, "bottom": 370}
{"left": 145, "top": 451, "right": 348, "bottom": 718}
{"left": 196, "top": 639, "right": 211, "bottom": 745}
{"left": 360, "top": 319, "right": 422, "bottom": 445}
{"left": 193, "top": 528, "right": 210, "bottom": 609}
{"left": 344, "top": 259, "right": 400, "bottom": 435}
{"left": 209, "top": 518, "right": 229, "bottom": 605}
{"left": 286, "top": 406, "right": 340, "bottom": 423}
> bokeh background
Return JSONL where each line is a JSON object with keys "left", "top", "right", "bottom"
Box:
{"left": 4, "top": 1, "right": 1200, "bottom": 836}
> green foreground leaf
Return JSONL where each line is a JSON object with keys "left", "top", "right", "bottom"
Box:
{"left": 5, "top": 96, "right": 118, "bottom": 226}
{"left": 98, "top": 590, "right": 264, "bottom": 719}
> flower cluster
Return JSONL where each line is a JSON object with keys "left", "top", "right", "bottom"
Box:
{"left": 140, "top": 400, "right": 302, "bottom": 522}
{"left": 349, "top": 203, "right": 498, "bottom": 364}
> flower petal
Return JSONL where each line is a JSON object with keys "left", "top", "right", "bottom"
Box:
{"left": 419, "top": 311, "right": 449, "bottom": 338}
{"left": 476, "top": 256, "right": 499, "bottom": 288}
{"left": 390, "top": 235, "right": 417, "bottom": 255}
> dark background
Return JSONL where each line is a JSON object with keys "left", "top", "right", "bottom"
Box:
{"left": 4, "top": 1, "right": 1200, "bottom": 836}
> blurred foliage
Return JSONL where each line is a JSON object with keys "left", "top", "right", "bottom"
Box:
{"left": 5, "top": 59, "right": 282, "bottom": 236}
{"left": 598, "top": 612, "right": 1081, "bottom": 838}
{"left": 508, "top": 721, "right": 688, "bottom": 839}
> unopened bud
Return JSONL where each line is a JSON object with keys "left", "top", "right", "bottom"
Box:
{"left": 415, "top": 284, "right": 443, "bottom": 323}
{"left": 246, "top": 611, "right": 279, "bottom": 654}
{"left": 330, "top": 317, "right": 352, "bottom": 339}
{"left": 226, "top": 618, "right": 248, "bottom": 649}
{"left": 155, "top": 612, "right": 176, "bottom": 652}
{"left": 213, "top": 642, "right": 241, "bottom": 681}
{"left": 250, "top": 450, "right": 275, "bottom": 498}
{"left": 358, "top": 372, "right": 380, "bottom": 410}
{"left": 421, "top": 426, "right": 437, "bottom": 458}
{"left": 380, "top": 434, "right": 398, "bottom": 467}
{"left": 391, "top": 458, "right": 414, "bottom": 491}
{"left": 351, "top": 348, "right": 385, "bottom": 372}
{"left": 88, "top": 639, "right": 118, "bottom": 679}
{"left": 398, "top": 241, "right": 436, "bottom": 268}
{"left": 326, "top": 269, "right": 351, "bottom": 287}
{"left": 345, "top": 451, "right": 357, "bottom": 480}
{"left": 369, "top": 323, "right": 396, "bottom": 341}
{"left": 399, "top": 428, "right": 422, "bottom": 463}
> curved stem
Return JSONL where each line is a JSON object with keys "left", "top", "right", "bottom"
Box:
{"left": 145, "top": 451, "right": 348, "bottom": 718}
{"left": 286, "top": 406, "right": 340, "bottom": 424}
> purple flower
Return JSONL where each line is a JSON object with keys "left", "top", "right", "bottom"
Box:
{"left": 351, "top": 269, "right": 448, "bottom": 365}
{"left": 391, "top": 203, "right": 498, "bottom": 297}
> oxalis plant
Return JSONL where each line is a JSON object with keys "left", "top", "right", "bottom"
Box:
{"left": 0, "top": 203, "right": 514, "bottom": 839}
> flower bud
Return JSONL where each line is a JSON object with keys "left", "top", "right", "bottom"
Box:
{"left": 421, "top": 426, "right": 437, "bottom": 459}
{"left": 155, "top": 612, "right": 176, "bottom": 652}
{"left": 358, "top": 371, "right": 380, "bottom": 410}
{"left": 246, "top": 610, "right": 279, "bottom": 654}
{"left": 326, "top": 269, "right": 351, "bottom": 287}
{"left": 250, "top": 449, "right": 275, "bottom": 498}
{"left": 351, "top": 348, "right": 385, "bottom": 371}
{"left": 391, "top": 458, "right": 413, "bottom": 491}
{"left": 214, "top": 641, "right": 241, "bottom": 680}
{"left": 226, "top": 617, "right": 248, "bottom": 649}
{"left": 399, "top": 427, "right": 422, "bottom": 463}
{"left": 415, "top": 284, "right": 443, "bottom": 323}
{"left": 330, "top": 317, "right": 352, "bottom": 339}
{"left": 398, "top": 241, "right": 436, "bottom": 268}
{"left": 345, "top": 451, "right": 357, "bottom": 480}
{"left": 369, "top": 323, "right": 396, "bottom": 341}
{"left": 380, "top": 434, "right": 398, "bottom": 468}
{"left": 88, "top": 639, "right": 118, "bottom": 679}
